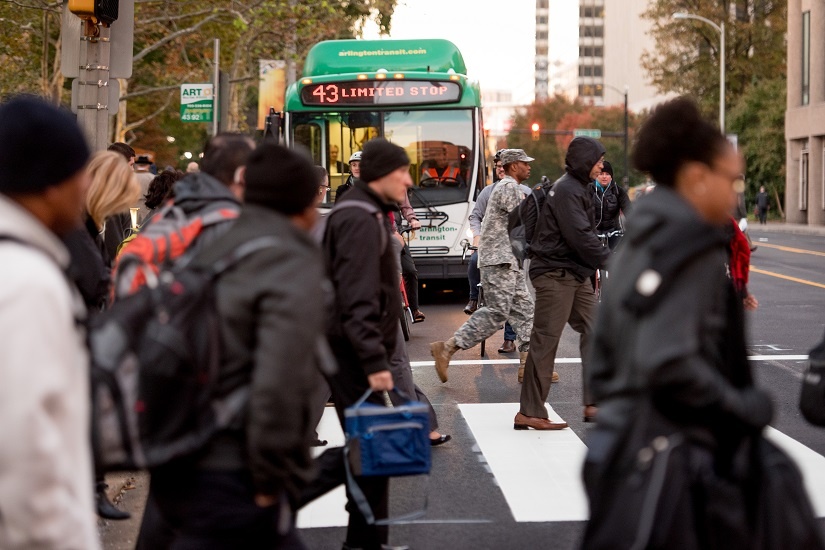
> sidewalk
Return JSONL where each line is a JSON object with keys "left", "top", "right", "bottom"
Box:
{"left": 98, "top": 471, "right": 148, "bottom": 550}
{"left": 749, "top": 221, "right": 825, "bottom": 237}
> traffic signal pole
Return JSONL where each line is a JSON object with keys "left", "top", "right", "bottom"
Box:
{"left": 77, "top": 19, "right": 111, "bottom": 151}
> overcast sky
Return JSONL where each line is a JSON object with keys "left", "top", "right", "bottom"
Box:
{"left": 362, "top": 0, "right": 578, "bottom": 105}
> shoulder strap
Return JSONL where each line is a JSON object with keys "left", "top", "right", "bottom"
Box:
{"left": 328, "top": 200, "right": 388, "bottom": 254}
{"left": 209, "top": 236, "right": 281, "bottom": 278}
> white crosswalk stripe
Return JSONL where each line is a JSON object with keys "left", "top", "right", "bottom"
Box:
{"left": 298, "top": 355, "right": 824, "bottom": 529}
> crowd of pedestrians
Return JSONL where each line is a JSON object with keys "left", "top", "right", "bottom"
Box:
{"left": 1, "top": 92, "right": 822, "bottom": 550}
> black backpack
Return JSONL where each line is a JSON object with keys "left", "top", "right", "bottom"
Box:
{"left": 507, "top": 180, "right": 553, "bottom": 265}
{"left": 89, "top": 236, "right": 278, "bottom": 472}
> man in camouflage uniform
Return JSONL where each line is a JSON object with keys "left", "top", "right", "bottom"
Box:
{"left": 431, "top": 151, "right": 554, "bottom": 405}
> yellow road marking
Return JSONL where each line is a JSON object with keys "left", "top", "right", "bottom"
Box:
{"left": 756, "top": 242, "right": 825, "bottom": 257}
{"left": 751, "top": 267, "right": 825, "bottom": 289}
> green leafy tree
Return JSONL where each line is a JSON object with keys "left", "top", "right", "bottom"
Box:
{"left": 1, "top": 1, "right": 397, "bottom": 167}
{"left": 640, "top": 0, "right": 787, "bottom": 124}
{"left": 728, "top": 76, "right": 786, "bottom": 215}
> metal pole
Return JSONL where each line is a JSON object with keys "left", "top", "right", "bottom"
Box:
{"left": 720, "top": 21, "right": 725, "bottom": 134}
{"left": 623, "top": 86, "right": 629, "bottom": 188}
{"left": 212, "top": 38, "right": 220, "bottom": 136}
{"left": 77, "top": 19, "right": 111, "bottom": 151}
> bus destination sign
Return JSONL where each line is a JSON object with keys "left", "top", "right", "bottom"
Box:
{"left": 301, "top": 80, "right": 461, "bottom": 106}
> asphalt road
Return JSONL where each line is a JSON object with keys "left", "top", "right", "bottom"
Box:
{"left": 102, "top": 225, "right": 825, "bottom": 550}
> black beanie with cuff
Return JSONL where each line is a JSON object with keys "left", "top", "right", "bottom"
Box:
{"left": 359, "top": 138, "right": 409, "bottom": 183}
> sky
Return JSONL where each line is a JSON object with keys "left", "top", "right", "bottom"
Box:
{"left": 362, "top": 0, "right": 579, "bottom": 105}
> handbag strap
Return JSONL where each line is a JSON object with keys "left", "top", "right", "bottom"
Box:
{"left": 352, "top": 387, "right": 414, "bottom": 408}
{"left": 343, "top": 444, "right": 429, "bottom": 526}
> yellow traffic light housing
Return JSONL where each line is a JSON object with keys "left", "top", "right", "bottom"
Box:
{"left": 68, "top": 0, "right": 119, "bottom": 25}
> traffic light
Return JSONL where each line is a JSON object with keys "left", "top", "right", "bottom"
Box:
{"left": 68, "top": 0, "right": 119, "bottom": 25}
{"left": 531, "top": 122, "right": 540, "bottom": 141}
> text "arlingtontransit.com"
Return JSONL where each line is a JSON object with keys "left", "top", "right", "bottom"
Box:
{"left": 338, "top": 48, "right": 427, "bottom": 57}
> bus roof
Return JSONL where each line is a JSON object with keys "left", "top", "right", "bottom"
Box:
{"left": 303, "top": 39, "right": 468, "bottom": 77}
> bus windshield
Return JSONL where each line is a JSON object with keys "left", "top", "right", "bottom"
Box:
{"left": 291, "top": 109, "right": 475, "bottom": 207}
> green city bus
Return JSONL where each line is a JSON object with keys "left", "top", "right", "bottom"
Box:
{"left": 283, "top": 38, "right": 487, "bottom": 279}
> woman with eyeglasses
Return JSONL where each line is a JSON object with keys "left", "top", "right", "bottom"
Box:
{"left": 580, "top": 97, "right": 817, "bottom": 549}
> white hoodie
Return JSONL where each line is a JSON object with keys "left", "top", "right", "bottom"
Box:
{"left": 0, "top": 195, "right": 99, "bottom": 550}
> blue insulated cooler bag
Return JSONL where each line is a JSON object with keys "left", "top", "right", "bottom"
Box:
{"left": 344, "top": 389, "right": 431, "bottom": 477}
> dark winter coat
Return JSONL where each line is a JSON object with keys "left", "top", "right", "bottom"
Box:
{"left": 592, "top": 179, "right": 631, "bottom": 233}
{"left": 190, "top": 204, "right": 325, "bottom": 501}
{"left": 65, "top": 215, "right": 110, "bottom": 312}
{"left": 324, "top": 180, "right": 401, "bottom": 377}
{"left": 529, "top": 137, "right": 610, "bottom": 282}
{"left": 582, "top": 186, "right": 774, "bottom": 549}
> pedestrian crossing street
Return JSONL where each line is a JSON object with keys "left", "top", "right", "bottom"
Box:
{"left": 298, "top": 397, "right": 825, "bottom": 529}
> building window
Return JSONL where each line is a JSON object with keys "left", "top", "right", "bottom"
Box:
{"left": 800, "top": 149, "right": 809, "bottom": 210}
{"left": 537, "top": 0, "right": 548, "bottom": 8}
{"left": 537, "top": 16, "right": 548, "bottom": 24}
{"left": 802, "top": 11, "right": 810, "bottom": 105}
{"left": 578, "top": 84, "right": 604, "bottom": 97}
{"left": 581, "top": 25, "right": 604, "bottom": 38}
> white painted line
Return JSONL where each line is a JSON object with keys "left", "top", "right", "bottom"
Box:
{"left": 765, "top": 427, "right": 825, "bottom": 517}
{"left": 411, "top": 355, "right": 808, "bottom": 368}
{"left": 459, "top": 403, "right": 589, "bottom": 522}
{"left": 297, "top": 408, "right": 348, "bottom": 529}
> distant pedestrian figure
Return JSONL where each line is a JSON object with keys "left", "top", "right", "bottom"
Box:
{"left": 581, "top": 97, "right": 814, "bottom": 549}
{"left": 756, "top": 185, "right": 769, "bottom": 224}
{"left": 186, "top": 161, "right": 200, "bottom": 173}
{"left": 0, "top": 96, "right": 101, "bottom": 549}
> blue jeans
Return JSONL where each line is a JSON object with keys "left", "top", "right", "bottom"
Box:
{"left": 469, "top": 252, "right": 516, "bottom": 342}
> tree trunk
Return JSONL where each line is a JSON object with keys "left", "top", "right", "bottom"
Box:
{"left": 772, "top": 186, "right": 785, "bottom": 220}
{"left": 115, "top": 78, "right": 129, "bottom": 142}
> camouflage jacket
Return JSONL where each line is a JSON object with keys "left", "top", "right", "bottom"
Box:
{"left": 478, "top": 176, "right": 527, "bottom": 271}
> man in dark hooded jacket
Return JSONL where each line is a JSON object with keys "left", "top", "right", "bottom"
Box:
{"left": 519, "top": 136, "right": 610, "bottom": 428}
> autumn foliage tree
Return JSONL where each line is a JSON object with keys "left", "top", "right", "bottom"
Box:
{"left": 507, "top": 95, "right": 645, "bottom": 186}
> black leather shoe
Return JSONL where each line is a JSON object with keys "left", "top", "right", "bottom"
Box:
{"left": 430, "top": 434, "right": 452, "bottom": 446}
{"left": 463, "top": 299, "right": 478, "bottom": 315}
{"left": 498, "top": 340, "right": 516, "bottom": 353}
{"left": 96, "top": 483, "right": 130, "bottom": 520}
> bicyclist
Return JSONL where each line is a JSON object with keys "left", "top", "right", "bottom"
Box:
{"left": 592, "top": 160, "right": 631, "bottom": 250}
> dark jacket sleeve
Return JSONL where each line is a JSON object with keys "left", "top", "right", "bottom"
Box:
{"left": 244, "top": 246, "right": 324, "bottom": 498}
{"left": 554, "top": 184, "right": 609, "bottom": 270}
{"left": 637, "top": 251, "right": 771, "bottom": 431}
{"left": 328, "top": 210, "right": 391, "bottom": 376}
{"left": 64, "top": 227, "right": 110, "bottom": 311}
{"left": 618, "top": 186, "right": 632, "bottom": 217}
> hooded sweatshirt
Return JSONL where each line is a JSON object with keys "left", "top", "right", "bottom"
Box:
{"left": 529, "top": 137, "right": 610, "bottom": 281}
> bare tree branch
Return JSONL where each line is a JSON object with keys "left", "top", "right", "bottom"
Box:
{"left": 0, "top": 0, "right": 60, "bottom": 13}
{"left": 122, "top": 90, "right": 175, "bottom": 133}
{"left": 132, "top": 11, "right": 222, "bottom": 63}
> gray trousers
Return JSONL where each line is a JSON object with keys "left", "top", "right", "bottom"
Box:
{"left": 519, "top": 269, "right": 598, "bottom": 418}
{"left": 389, "top": 324, "right": 439, "bottom": 431}
{"left": 454, "top": 264, "right": 534, "bottom": 352}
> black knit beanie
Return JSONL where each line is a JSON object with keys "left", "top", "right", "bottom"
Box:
{"left": 0, "top": 96, "right": 90, "bottom": 195}
{"left": 601, "top": 160, "right": 614, "bottom": 178}
{"left": 359, "top": 138, "right": 410, "bottom": 183}
{"left": 243, "top": 143, "right": 317, "bottom": 215}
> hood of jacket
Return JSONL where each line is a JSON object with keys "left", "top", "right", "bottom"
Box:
{"left": 172, "top": 172, "right": 240, "bottom": 212}
{"left": 565, "top": 137, "right": 606, "bottom": 184}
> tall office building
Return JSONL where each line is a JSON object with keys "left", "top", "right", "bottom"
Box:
{"left": 536, "top": 0, "right": 550, "bottom": 101}
{"left": 578, "top": 0, "right": 605, "bottom": 105}
{"left": 570, "top": 0, "right": 676, "bottom": 111}
{"left": 786, "top": 0, "right": 825, "bottom": 226}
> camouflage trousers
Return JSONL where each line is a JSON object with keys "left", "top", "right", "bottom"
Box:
{"left": 454, "top": 264, "right": 534, "bottom": 352}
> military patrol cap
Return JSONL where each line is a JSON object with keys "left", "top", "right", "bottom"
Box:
{"left": 499, "top": 149, "right": 534, "bottom": 166}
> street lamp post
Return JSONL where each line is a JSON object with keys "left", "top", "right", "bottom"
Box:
{"left": 601, "top": 83, "right": 630, "bottom": 188}
{"left": 673, "top": 12, "right": 725, "bottom": 133}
